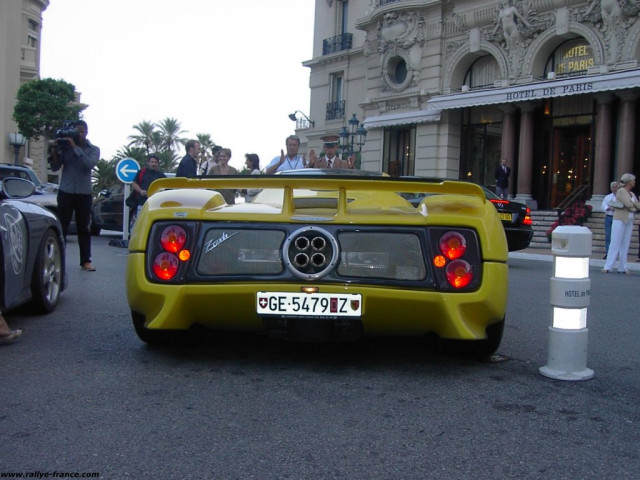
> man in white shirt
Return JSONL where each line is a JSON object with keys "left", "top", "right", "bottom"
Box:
{"left": 266, "top": 135, "right": 306, "bottom": 174}
{"left": 601, "top": 181, "right": 619, "bottom": 259}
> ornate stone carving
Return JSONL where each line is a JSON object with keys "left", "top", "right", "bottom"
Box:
{"left": 377, "top": 11, "right": 425, "bottom": 53}
{"left": 581, "top": 0, "right": 640, "bottom": 63}
{"left": 376, "top": 11, "right": 426, "bottom": 91}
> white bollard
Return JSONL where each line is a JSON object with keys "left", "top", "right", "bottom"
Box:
{"left": 539, "top": 225, "right": 594, "bottom": 381}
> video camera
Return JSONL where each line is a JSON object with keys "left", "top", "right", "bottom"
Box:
{"left": 54, "top": 121, "right": 79, "bottom": 147}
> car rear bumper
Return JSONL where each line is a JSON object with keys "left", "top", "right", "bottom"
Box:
{"left": 126, "top": 254, "right": 508, "bottom": 341}
{"left": 505, "top": 227, "right": 534, "bottom": 252}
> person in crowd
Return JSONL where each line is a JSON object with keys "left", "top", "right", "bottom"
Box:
{"left": 307, "top": 136, "right": 354, "bottom": 169}
{"left": 207, "top": 148, "right": 238, "bottom": 204}
{"left": 603, "top": 173, "right": 640, "bottom": 274}
{"left": 131, "top": 154, "right": 166, "bottom": 216}
{"left": 176, "top": 139, "right": 201, "bottom": 177}
{"left": 49, "top": 120, "right": 100, "bottom": 272}
{"left": 243, "top": 153, "right": 262, "bottom": 202}
{"left": 495, "top": 157, "right": 511, "bottom": 199}
{"left": 265, "top": 135, "right": 306, "bottom": 174}
{"left": 601, "top": 181, "right": 619, "bottom": 259}
{"left": 0, "top": 310, "right": 22, "bottom": 344}
{"left": 200, "top": 145, "right": 222, "bottom": 175}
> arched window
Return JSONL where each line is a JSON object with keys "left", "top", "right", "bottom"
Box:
{"left": 544, "top": 39, "right": 595, "bottom": 78}
{"left": 463, "top": 55, "right": 500, "bottom": 90}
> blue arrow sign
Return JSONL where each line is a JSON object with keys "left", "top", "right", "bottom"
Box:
{"left": 116, "top": 158, "right": 140, "bottom": 184}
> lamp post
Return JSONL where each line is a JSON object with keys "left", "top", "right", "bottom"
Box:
{"left": 288, "top": 110, "right": 314, "bottom": 129}
{"left": 339, "top": 114, "right": 367, "bottom": 163}
{"left": 8, "top": 132, "right": 27, "bottom": 165}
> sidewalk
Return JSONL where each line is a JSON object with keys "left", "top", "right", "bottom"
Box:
{"left": 509, "top": 246, "right": 640, "bottom": 272}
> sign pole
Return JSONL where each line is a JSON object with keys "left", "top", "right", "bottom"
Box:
{"left": 109, "top": 157, "right": 140, "bottom": 248}
{"left": 123, "top": 183, "right": 131, "bottom": 242}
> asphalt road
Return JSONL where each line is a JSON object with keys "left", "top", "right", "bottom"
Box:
{"left": 0, "top": 234, "right": 638, "bottom": 480}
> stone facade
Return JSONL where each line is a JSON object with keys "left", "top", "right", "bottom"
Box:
{"left": 0, "top": 0, "right": 49, "bottom": 180}
{"left": 304, "top": 0, "right": 640, "bottom": 210}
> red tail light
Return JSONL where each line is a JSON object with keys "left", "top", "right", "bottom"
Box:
{"left": 160, "top": 225, "right": 187, "bottom": 253}
{"left": 445, "top": 259, "right": 473, "bottom": 288}
{"left": 152, "top": 252, "right": 179, "bottom": 280}
{"left": 438, "top": 232, "right": 467, "bottom": 260}
{"left": 523, "top": 207, "right": 532, "bottom": 226}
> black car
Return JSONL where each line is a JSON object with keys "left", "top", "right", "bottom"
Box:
{"left": 91, "top": 183, "right": 126, "bottom": 235}
{"left": 400, "top": 180, "right": 533, "bottom": 252}
{"left": 0, "top": 177, "right": 66, "bottom": 313}
{"left": 481, "top": 186, "right": 533, "bottom": 252}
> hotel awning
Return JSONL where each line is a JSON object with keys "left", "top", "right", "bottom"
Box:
{"left": 364, "top": 109, "right": 441, "bottom": 128}
{"left": 426, "top": 68, "right": 640, "bottom": 111}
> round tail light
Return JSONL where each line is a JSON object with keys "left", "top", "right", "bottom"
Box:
{"left": 152, "top": 252, "right": 179, "bottom": 280}
{"left": 445, "top": 259, "right": 473, "bottom": 288}
{"left": 439, "top": 232, "right": 467, "bottom": 260}
{"left": 160, "top": 225, "right": 187, "bottom": 253}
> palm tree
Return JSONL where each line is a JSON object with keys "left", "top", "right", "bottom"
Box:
{"left": 113, "top": 146, "right": 147, "bottom": 164}
{"left": 158, "top": 150, "right": 179, "bottom": 173}
{"left": 91, "top": 158, "right": 118, "bottom": 195}
{"left": 128, "top": 120, "right": 156, "bottom": 156}
{"left": 157, "top": 117, "right": 187, "bottom": 156}
{"left": 196, "top": 133, "right": 215, "bottom": 157}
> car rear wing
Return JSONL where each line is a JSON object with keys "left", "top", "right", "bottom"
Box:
{"left": 147, "top": 175, "right": 488, "bottom": 211}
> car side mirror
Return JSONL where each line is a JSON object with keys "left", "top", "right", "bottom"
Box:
{"left": 1, "top": 177, "right": 36, "bottom": 199}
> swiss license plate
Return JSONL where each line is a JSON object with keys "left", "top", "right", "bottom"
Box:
{"left": 499, "top": 213, "right": 512, "bottom": 221}
{"left": 257, "top": 292, "right": 362, "bottom": 317}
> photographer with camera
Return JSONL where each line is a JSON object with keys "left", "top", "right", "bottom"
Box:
{"left": 49, "top": 120, "right": 100, "bottom": 272}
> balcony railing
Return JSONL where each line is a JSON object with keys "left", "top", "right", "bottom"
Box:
{"left": 378, "top": 0, "right": 402, "bottom": 6}
{"left": 325, "top": 100, "right": 345, "bottom": 121}
{"left": 322, "top": 33, "right": 353, "bottom": 55}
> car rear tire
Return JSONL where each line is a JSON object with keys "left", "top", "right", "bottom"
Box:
{"left": 439, "top": 319, "right": 505, "bottom": 358}
{"left": 131, "top": 310, "right": 189, "bottom": 345}
{"left": 31, "top": 230, "right": 63, "bottom": 313}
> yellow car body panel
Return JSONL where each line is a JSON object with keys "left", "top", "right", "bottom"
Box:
{"left": 127, "top": 174, "right": 508, "bottom": 352}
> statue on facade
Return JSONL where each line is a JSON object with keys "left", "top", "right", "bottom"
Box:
{"left": 492, "top": 1, "right": 532, "bottom": 45}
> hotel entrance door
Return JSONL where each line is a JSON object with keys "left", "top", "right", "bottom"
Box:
{"left": 549, "top": 126, "right": 592, "bottom": 208}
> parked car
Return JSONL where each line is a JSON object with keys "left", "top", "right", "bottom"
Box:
{"left": 402, "top": 181, "right": 533, "bottom": 252}
{"left": 0, "top": 177, "right": 66, "bottom": 313}
{"left": 0, "top": 163, "right": 59, "bottom": 211}
{"left": 126, "top": 170, "right": 509, "bottom": 355}
{"left": 91, "top": 183, "right": 125, "bottom": 235}
{"left": 0, "top": 163, "right": 84, "bottom": 234}
{"left": 481, "top": 187, "right": 533, "bottom": 251}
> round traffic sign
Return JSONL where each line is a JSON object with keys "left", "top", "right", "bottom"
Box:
{"left": 116, "top": 158, "right": 140, "bottom": 184}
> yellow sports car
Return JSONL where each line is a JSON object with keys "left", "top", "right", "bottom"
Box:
{"left": 126, "top": 170, "right": 508, "bottom": 355}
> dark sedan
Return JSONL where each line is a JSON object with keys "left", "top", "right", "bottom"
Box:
{"left": 481, "top": 187, "right": 533, "bottom": 251}
{"left": 0, "top": 178, "right": 66, "bottom": 313}
{"left": 401, "top": 181, "right": 533, "bottom": 252}
{"left": 91, "top": 183, "right": 126, "bottom": 235}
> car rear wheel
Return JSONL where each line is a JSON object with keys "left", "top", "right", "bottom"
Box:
{"left": 31, "top": 230, "right": 63, "bottom": 313}
{"left": 131, "top": 310, "right": 189, "bottom": 345}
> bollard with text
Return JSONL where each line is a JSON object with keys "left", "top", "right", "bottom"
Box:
{"left": 112, "top": 157, "right": 140, "bottom": 248}
{"left": 539, "top": 225, "right": 594, "bottom": 381}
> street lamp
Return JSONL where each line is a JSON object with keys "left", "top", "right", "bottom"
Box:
{"left": 8, "top": 132, "right": 27, "bottom": 165}
{"left": 339, "top": 114, "right": 367, "bottom": 158}
{"left": 288, "top": 110, "right": 315, "bottom": 129}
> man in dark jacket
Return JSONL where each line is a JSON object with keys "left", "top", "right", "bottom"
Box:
{"left": 176, "top": 139, "right": 201, "bottom": 177}
{"left": 495, "top": 157, "right": 511, "bottom": 199}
